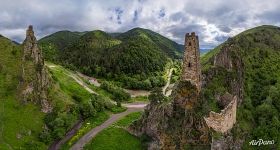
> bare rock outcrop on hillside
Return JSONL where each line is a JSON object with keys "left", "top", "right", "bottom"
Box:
{"left": 20, "top": 25, "right": 52, "bottom": 113}
{"left": 129, "top": 33, "right": 242, "bottom": 150}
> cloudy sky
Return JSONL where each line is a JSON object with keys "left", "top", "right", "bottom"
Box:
{"left": 0, "top": 0, "right": 280, "bottom": 48}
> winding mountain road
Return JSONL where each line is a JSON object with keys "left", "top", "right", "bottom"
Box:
{"left": 70, "top": 103, "right": 146, "bottom": 150}
{"left": 46, "top": 64, "right": 176, "bottom": 150}
{"left": 48, "top": 119, "right": 83, "bottom": 150}
{"left": 46, "top": 64, "right": 147, "bottom": 150}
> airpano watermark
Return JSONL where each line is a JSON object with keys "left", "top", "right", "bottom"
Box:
{"left": 249, "top": 139, "right": 274, "bottom": 146}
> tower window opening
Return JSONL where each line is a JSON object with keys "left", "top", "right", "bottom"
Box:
{"left": 188, "top": 62, "right": 191, "bottom": 68}
{"left": 188, "top": 42, "right": 191, "bottom": 46}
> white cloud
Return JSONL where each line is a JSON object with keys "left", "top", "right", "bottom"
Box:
{"left": 0, "top": 0, "right": 279, "bottom": 47}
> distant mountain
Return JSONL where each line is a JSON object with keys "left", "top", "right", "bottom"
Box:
{"left": 200, "top": 48, "right": 212, "bottom": 55}
{"left": 108, "top": 32, "right": 122, "bottom": 37}
{"left": 61, "top": 29, "right": 168, "bottom": 77}
{"left": 39, "top": 28, "right": 184, "bottom": 89}
{"left": 39, "top": 30, "right": 86, "bottom": 50}
{"left": 39, "top": 30, "right": 86, "bottom": 61}
{"left": 116, "top": 28, "right": 184, "bottom": 58}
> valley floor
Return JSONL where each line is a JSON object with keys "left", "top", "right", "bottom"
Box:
{"left": 46, "top": 63, "right": 149, "bottom": 150}
{"left": 71, "top": 105, "right": 145, "bottom": 150}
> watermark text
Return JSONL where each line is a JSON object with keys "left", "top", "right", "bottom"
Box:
{"left": 249, "top": 139, "right": 274, "bottom": 146}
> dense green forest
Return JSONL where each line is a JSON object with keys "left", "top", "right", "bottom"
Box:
{"left": 39, "top": 28, "right": 183, "bottom": 90}
{"left": 39, "top": 31, "right": 86, "bottom": 61}
{"left": 202, "top": 25, "right": 280, "bottom": 149}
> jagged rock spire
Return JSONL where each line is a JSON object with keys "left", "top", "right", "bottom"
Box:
{"left": 21, "top": 25, "right": 52, "bottom": 113}
{"left": 23, "top": 25, "right": 44, "bottom": 65}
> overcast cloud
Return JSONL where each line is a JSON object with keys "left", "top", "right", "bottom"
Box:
{"left": 0, "top": 0, "right": 280, "bottom": 48}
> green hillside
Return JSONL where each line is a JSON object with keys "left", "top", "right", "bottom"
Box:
{"left": 117, "top": 28, "right": 183, "bottom": 58}
{"left": 40, "top": 28, "right": 182, "bottom": 90}
{"left": 202, "top": 25, "right": 280, "bottom": 149}
{"left": 39, "top": 31, "right": 85, "bottom": 61}
{"left": 0, "top": 33, "right": 116, "bottom": 149}
{"left": 0, "top": 35, "right": 47, "bottom": 149}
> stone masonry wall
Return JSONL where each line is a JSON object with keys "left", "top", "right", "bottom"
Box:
{"left": 204, "top": 93, "right": 237, "bottom": 133}
{"left": 181, "top": 32, "right": 201, "bottom": 92}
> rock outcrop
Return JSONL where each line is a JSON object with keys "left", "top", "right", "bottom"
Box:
{"left": 129, "top": 32, "right": 211, "bottom": 149}
{"left": 204, "top": 39, "right": 244, "bottom": 105}
{"left": 20, "top": 25, "right": 52, "bottom": 113}
{"left": 129, "top": 81, "right": 210, "bottom": 149}
{"left": 130, "top": 33, "right": 241, "bottom": 150}
{"left": 202, "top": 38, "right": 244, "bottom": 149}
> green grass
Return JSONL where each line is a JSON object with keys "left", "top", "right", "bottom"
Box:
{"left": 46, "top": 62, "right": 92, "bottom": 103}
{"left": 47, "top": 63, "right": 129, "bottom": 149}
{"left": 60, "top": 112, "right": 110, "bottom": 150}
{"left": 0, "top": 36, "right": 47, "bottom": 149}
{"left": 129, "top": 96, "right": 149, "bottom": 102}
{"left": 0, "top": 97, "right": 46, "bottom": 149}
{"left": 109, "top": 106, "right": 127, "bottom": 114}
{"left": 86, "top": 80, "right": 114, "bottom": 100}
{"left": 84, "top": 112, "right": 143, "bottom": 150}
{"left": 113, "top": 112, "right": 142, "bottom": 127}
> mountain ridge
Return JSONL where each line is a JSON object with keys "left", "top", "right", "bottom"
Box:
{"left": 128, "top": 24, "right": 280, "bottom": 149}
{"left": 39, "top": 27, "right": 184, "bottom": 90}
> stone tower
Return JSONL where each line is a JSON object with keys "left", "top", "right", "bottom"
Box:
{"left": 181, "top": 32, "right": 201, "bottom": 92}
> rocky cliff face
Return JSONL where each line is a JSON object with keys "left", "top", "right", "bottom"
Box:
{"left": 204, "top": 39, "right": 244, "bottom": 105}
{"left": 129, "top": 33, "right": 211, "bottom": 149}
{"left": 20, "top": 25, "right": 52, "bottom": 113}
{"left": 201, "top": 39, "right": 244, "bottom": 150}
{"left": 129, "top": 35, "right": 243, "bottom": 149}
{"left": 129, "top": 81, "right": 210, "bottom": 150}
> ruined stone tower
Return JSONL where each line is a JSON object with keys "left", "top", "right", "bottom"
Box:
{"left": 181, "top": 32, "right": 201, "bottom": 92}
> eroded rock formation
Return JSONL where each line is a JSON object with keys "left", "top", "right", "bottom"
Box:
{"left": 20, "top": 25, "right": 52, "bottom": 113}
{"left": 205, "top": 39, "right": 244, "bottom": 105}
{"left": 129, "top": 32, "right": 210, "bottom": 149}
{"left": 130, "top": 33, "right": 240, "bottom": 150}
{"left": 130, "top": 81, "right": 210, "bottom": 150}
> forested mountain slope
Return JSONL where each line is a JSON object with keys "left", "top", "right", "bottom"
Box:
{"left": 39, "top": 28, "right": 184, "bottom": 90}
{"left": 201, "top": 25, "right": 280, "bottom": 149}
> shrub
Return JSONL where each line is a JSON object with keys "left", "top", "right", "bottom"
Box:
{"left": 39, "top": 130, "right": 52, "bottom": 144}
{"left": 0, "top": 64, "right": 3, "bottom": 72}
{"left": 148, "top": 87, "right": 166, "bottom": 104}
{"left": 79, "top": 101, "right": 97, "bottom": 118}
{"left": 43, "top": 112, "right": 77, "bottom": 142}
{"left": 91, "top": 95, "right": 106, "bottom": 112}
{"left": 101, "top": 81, "right": 131, "bottom": 104}
{"left": 11, "top": 48, "right": 17, "bottom": 55}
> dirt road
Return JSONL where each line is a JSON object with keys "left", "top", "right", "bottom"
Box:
{"left": 48, "top": 119, "right": 83, "bottom": 150}
{"left": 70, "top": 103, "right": 146, "bottom": 150}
